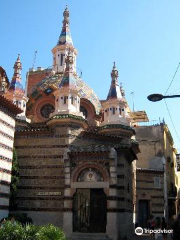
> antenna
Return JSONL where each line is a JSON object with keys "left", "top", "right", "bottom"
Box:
{"left": 78, "top": 68, "right": 82, "bottom": 78}
{"left": 131, "top": 92, "right": 135, "bottom": 112}
{"left": 32, "top": 51, "right": 37, "bottom": 69}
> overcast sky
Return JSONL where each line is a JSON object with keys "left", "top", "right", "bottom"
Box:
{"left": 1, "top": 0, "right": 180, "bottom": 150}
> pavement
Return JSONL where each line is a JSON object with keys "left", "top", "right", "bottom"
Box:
{"left": 132, "top": 233, "right": 173, "bottom": 240}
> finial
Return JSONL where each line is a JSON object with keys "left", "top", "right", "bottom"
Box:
{"left": 113, "top": 62, "right": 116, "bottom": 70}
{"left": 63, "top": 5, "right": 70, "bottom": 25}
{"left": 17, "top": 54, "right": 21, "bottom": 62}
{"left": 14, "top": 54, "right": 22, "bottom": 70}
{"left": 111, "top": 62, "right": 118, "bottom": 84}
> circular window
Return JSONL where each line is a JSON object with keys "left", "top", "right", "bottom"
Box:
{"left": 40, "top": 104, "right": 54, "bottom": 118}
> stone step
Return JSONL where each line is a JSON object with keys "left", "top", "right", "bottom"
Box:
{"left": 69, "top": 232, "right": 112, "bottom": 240}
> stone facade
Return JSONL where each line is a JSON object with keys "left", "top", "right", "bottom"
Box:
{"left": 13, "top": 118, "right": 138, "bottom": 240}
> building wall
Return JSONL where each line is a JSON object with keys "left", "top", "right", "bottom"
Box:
{"left": 27, "top": 68, "right": 52, "bottom": 96}
{"left": 13, "top": 126, "right": 68, "bottom": 225}
{"left": 13, "top": 121, "right": 136, "bottom": 240}
{"left": 135, "top": 123, "right": 178, "bottom": 224}
{"left": 135, "top": 125, "right": 165, "bottom": 225}
{"left": 0, "top": 105, "right": 16, "bottom": 220}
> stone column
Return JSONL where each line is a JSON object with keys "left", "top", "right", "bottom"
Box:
{"left": 63, "top": 153, "right": 73, "bottom": 238}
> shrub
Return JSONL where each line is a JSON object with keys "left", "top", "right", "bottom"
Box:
{"left": 0, "top": 221, "right": 24, "bottom": 240}
{"left": 38, "top": 224, "right": 67, "bottom": 240}
{"left": 0, "top": 221, "right": 66, "bottom": 240}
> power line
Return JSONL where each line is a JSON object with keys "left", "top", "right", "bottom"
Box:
{"left": 164, "top": 99, "right": 180, "bottom": 145}
{"left": 165, "top": 59, "right": 180, "bottom": 95}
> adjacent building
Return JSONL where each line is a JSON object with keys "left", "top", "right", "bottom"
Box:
{"left": 134, "top": 123, "right": 178, "bottom": 227}
{"left": 0, "top": 66, "right": 22, "bottom": 220}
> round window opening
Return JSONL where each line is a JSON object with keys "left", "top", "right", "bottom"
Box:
{"left": 40, "top": 104, "right": 54, "bottom": 118}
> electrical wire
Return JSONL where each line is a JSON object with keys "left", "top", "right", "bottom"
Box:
{"left": 164, "top": 60, "right": 180, "bottom": 95}
{"left": 164, "top": 99, "right": 180, "bottom": 145}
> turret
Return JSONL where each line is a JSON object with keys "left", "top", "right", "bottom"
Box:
{"left": 6, "top": 54, "right": 29, "bottom": 121}
{"left": 52, "top": 6, "right": 77, "bottom": 73}
{"left": 101, "top": 62, "right": 130, "bottom": 126}
{"left": 51, "top": 51, "right": 82, "bottom": 116}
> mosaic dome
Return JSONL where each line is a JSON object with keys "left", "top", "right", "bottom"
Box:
{"left": 31, "top": 73, "right": 102, "bottom": 115}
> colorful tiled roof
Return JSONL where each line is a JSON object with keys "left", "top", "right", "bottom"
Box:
{"left": 30, "top": 72, "right": 101, "bottom": 115}
{"left": 57, "top": 6, "right": 73, "bottom": 46}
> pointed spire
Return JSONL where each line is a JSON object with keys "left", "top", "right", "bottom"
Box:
{"left": 9, "top": 54, "right": 24, "bottom": 95}
{"left": 57, "top": 6, "right": 73, "bottom": 46}
{"left": 107, "top": 62, "right": 122, "bottom": 100}
{"left": 59, "top": 51, "right": 77, "bottom": 91}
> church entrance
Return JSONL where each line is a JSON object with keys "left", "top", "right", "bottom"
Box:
{"left": 73, "top": 188, "right": 107, "bottom": 233}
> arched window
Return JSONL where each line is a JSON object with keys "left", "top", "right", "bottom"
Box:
{"left": 80, "top": 106, "right": 88, "bottom": 118}
{"left": 64, "top": 96, "right": 68, "bottom": 104}
{"left": 112, "top": 107, "right": 115, "bottom": 115}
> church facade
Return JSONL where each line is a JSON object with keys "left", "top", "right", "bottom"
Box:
{"left": 2, "top": 7, "right": 143, "bottom": 240}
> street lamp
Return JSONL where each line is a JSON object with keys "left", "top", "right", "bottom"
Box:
{"left": 147, "top": 94, "right": 180, "bottom": 102}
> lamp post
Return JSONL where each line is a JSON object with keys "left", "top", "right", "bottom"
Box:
{"left": 147, "top": 94, "right": 180, "bottom": 102}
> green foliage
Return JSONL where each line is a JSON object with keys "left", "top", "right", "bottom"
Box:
{"left": 10, "top": 148, "right": 19, "bottom": 210}
{"left": 0, "top": 221, "right": 66, "bottom": 240}
{"left": 38, "top": 224, "right": 67, "bottom": 240}
{"left": 0, "top": 221, "right": 24, "bottom": 240}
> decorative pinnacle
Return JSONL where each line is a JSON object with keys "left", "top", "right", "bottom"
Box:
{"left": 113, "top": 61, "right": 116, "bottom": 70}
{"left": 111, "top": 62, "right": 119, "bottom": 84}
{"left": 14, "top": 54, "right": 22, "bottom": 70}
{"left": 65, "top": 49, "right": 74, "bottom": 71}
{"left": 63, "top": 5, "right": 70, "bottom": 25}
{"left": 12, "top": 54, "right": 22, "bottom": 82}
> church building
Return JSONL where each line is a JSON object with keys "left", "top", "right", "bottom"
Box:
{"left": 2, "top": 6, "right": 143, "bottom": 240}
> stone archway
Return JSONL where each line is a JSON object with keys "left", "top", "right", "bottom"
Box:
{"left": 72, "top": 167, "right": 107, "bottom": 233}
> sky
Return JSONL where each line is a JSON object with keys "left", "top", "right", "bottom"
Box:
{"left": 1, "top": 0, "right": 180, "bottom": 150}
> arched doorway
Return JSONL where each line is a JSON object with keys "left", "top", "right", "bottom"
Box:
{"left": 73, "top": 188, "right": 107, "bottom": 233}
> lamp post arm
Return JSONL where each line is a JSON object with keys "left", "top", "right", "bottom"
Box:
{"left": 163, "top": 95, "right": 180, "bottom": 99}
